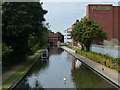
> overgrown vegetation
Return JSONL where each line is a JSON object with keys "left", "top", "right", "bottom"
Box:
{"left": 67, "top": 46, "right": 120, "bottom": 72}
{"left": 2, "top": 2, "right": 49, "bottom": 68}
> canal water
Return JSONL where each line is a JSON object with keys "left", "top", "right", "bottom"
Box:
{"left": 15, "top": 47, "right": 116, "bottom": 89}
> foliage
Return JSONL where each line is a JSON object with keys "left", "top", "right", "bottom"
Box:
{"left": 27, "top": 26, "right": 49, "bottom": 55}
{"left": 2, "top": 43, "right": 13, "bottom": 65}
{"left": 57, "top": 32, "right": 64, "bottom": 43}
{"left": 71, "top": 18, "right": 107, "bottom": 51}
{"left": 2, "top": 43, "right": 13, "bottom": 57}
{"left": 67, "top": 46, "right": 120, "bottom": 72}
{"left": 2, "top": 2, "right": 48, "bottom": 65}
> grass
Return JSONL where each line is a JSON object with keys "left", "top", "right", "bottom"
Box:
{"left": 67, "top": 46, "right": 120, "bottom": 73}
{"left": 0, "top": 83, "right": 2, "bottom": 90}
{"left": 2, "top": 52, "right": 42, "bottom": 89}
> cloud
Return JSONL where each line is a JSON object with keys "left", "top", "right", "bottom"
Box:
{"left": 43, "top": 2, "right": 86, "bottom": 34}
{"left": 42, "top": 2, "right": 118, "bottom": 34}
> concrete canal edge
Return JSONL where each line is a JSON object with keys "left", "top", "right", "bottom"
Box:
{"left": 8, "top": 50, "right": 42, "bottom": 90}
{"left": 61, "top": 46, "right": 120, "bottom": 88}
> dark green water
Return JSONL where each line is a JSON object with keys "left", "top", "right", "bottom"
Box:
{"left": 15, "top": 47, "right": 116, "bottom": 88}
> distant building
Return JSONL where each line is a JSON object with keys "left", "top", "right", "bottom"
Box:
{"left": 64, "top": 27, "right": 72, "bottom": 45}
{"left": 85, "top": 4, "right": 120, "bottom": 42}
{"left": 49, "top": 32, "right": 58, "bottom": 46}
{"left": 72, "top": 4, "right": 120, "bottom": 46}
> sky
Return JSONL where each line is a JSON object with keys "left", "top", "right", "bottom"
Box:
{"left": 42, "top": 1, "right": 119, "bottom": 34}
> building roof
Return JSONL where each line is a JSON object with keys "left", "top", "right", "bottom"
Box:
{"left": 64, "top": 27, "right": 72, "bottom": 32}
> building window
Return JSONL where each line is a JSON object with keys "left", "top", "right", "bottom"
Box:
{"left": 67, "top": 31, "right": 71, "bottom": 33}
{"left": 67, "top": 34, "right": 71, "bottom": 36}
{"left": 67, "top": 38, "right": 72, "bottom": 39}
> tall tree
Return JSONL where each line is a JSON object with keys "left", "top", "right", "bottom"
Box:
{"left": 71, "top": 18, "right": 107, "bottom": 51}
{"left": 2, "top": 2, "right": 48, "bottom": 64}
{"left": 57, "top": 32, "right": 64, "bottom": 43}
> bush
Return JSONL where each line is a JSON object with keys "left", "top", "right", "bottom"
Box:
{"left": 2, "top": 43, "right": 13, "bottom": 65}
{"left": 67, "top": 46, "right": 120, "bottom": 72}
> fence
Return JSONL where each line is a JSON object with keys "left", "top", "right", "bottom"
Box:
{"left": 90, "top": 44, "right": 120, "bottom": 58}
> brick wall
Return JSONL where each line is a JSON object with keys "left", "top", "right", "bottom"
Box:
{"left": 86, "top": 4, "right": 120, "bottom": 41}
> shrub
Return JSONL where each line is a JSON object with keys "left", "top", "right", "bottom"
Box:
{"left": 2, "top": 43, "right": 13, "bottom": 65}
{"left": 67, "top": 46, "right": 120, "bottom": 72}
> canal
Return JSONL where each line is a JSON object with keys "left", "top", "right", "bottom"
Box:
{"left": 15, "top": 47, "right": 116, "bottom": 88}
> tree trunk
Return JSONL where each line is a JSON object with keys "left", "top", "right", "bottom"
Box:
{"left": 81, "top": 45, "right": 84, "bottom": 51}
{"left": 85, "top": 42, "right": 91, "bottom": 51}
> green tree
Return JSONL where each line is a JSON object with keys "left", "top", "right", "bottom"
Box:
{"left": 2, "top": 2, "right": 48, "bottom": 64}
{"left": 71, "top": 18, "right": 107, "bottom": 51}
{"left": 2, "top": 43, "right": 13, "bottom": 65}
{"left": 57, "top": 32, "right": 64, "bottom": 43}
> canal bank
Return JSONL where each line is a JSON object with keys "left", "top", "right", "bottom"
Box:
{"left": 11, "top": 47, "right": 117, "bottom": 88}
{"left": 2, "top": 49, "right": 43, "bottom": 89}
{"left": 61, "top": 46, "right": 120, "bottom": 88}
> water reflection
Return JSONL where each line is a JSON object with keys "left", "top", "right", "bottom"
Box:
{"left": 16, "top": 58, "right": 49, "bottom": 89}
{"left": 25, "top": 60, "right": 49, "bottom": 88}
{"left": 15, "top": 47, "right": 116, "bottom": 89}
{"left": 26, "top": 75, "right": 41, "bottom": 88}
{"left": 72, "top": 57, "right": 82, "bottom": 69}
{"left": 71, "top": 58, "right": 115, "bottom": 88}
{"left": 41, "top": 59, "right": 49, "bottom": 64}
{"left": 49, "top": 46, "right": 63, "bottom": 56}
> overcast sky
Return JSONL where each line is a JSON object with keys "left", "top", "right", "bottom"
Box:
{"left": 42, "top": 1, "right": 119, "bottom": 34}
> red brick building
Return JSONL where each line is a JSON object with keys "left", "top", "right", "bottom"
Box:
{"left": 49, "top": 32, "right": 58, "bottom": 46}
{"left": 85, "top": 4, "right": 120, "bottom": 42}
